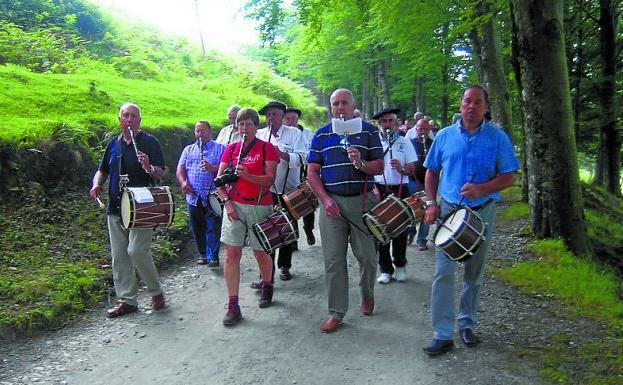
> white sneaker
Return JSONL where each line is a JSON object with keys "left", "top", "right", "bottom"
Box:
{"left": 395, "top": 267, "right": 407, "bottom": 282}
{"left": 377, "top": 273, "right": 391, "bottom": 284}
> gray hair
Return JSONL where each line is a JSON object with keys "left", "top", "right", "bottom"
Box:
{"left": 119, "top": 102, "right": 141, "bottom": 118}
{"left": 227, "top": 105, "right": 241, "bottom": 115}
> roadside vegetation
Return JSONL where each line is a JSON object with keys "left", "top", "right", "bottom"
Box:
{"left": 496, "top": 185, "right": 623, "bottom": 385}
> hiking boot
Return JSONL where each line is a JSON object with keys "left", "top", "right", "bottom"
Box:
{"left": 279, "top": 267, "right": 292, "bottom": 281}
{"left": 258, "top": 283, "right": 274, "bottom": 308}
{"left": 223, "top": 303, "right": 242, "bottom": 326}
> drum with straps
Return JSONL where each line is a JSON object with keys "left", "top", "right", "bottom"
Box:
{"left": 362, "top": 194, "right": 413, "bottom": 244}
{"left": 207, "top": 191, "right": 226, "bottom": 217}
{"left": 282, "top": 181, "right": 318, "bottom": 220}
{"left": 434, "top": 206, "right": 486, "bottom": 262}
{"left": 253, "top": 209, "right": 299, "bottom": 254}
{"left": 120, "top": 186, "right": 175, "bottom": 229}
{"left": 402, "top": 191, "right": 426, "bottom": 224}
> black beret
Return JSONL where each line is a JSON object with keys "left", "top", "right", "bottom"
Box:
{"left": 285, "top": 108, "right": 302, "bottom": 117}
{"left": 259, "top": 101, "right": 287, "bottom": 115}
{"left": 372, "top": 107, "right": 401, "bottom": 120}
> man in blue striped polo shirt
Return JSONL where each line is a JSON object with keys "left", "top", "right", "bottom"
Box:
{"left": 307, "top": 88, "right": 384, "bottom": 333}
{"left": 421, "top": 85, "right": 519, "bottom": 356}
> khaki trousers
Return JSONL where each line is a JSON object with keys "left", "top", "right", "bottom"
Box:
{"left": 319, "top": 192, "right": 378, "bottom": 320}
{"left": 107, "top": 215, "right": 162, "bottom": 306}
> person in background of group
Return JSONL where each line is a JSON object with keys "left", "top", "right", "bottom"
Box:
{"left": 421, "top": 85, "right": 519, "bottom": 356}
{"left": 451, "top": 112, "right": 462, "bottom": 125}
{"left": 256, "top": 101, "right": 307, "bottom": 282}
{"left": 89, "top": 102, "right": 167, "bottom": 318}
{"left": 429, "top": 119, "right": 439, "bottom": 137}
{"left": 372, "top": 108, "right": 417, "bottom": 284}
{"left": 353, "top": 109, "right": 362, "bottom": 118}
{"left": 176, "top": 121, "right": 225, "bottom": 267}
{"left": 406, "top": 115, "right": 434, "bottom": 141}
{"left": 215, "top": 105, "right": 241, "bottom": 146}
{"left": 284, "top": 107, "right": 317, "bottom": 246}
{"left": 215, "top": 108, "right": 279, "bottom": 326}
{"left": 399, "top": 117, "right": 415, "bottom": 137}
{"left": 307, "top": 88, "right": 384, "bottom": 333}
{"left": 408, "top": 118, "right": 434, "bottom": 250}
{"left": 405, "top": 118, "right": 433, "bottom": 245}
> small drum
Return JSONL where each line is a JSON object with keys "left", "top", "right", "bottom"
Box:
{"left": 362, "top": 194, "right": 414, "bottom": 244}
{"left": 282, "top": 181, "right": 319, "bottom": 220}
{"left": 253, "top": 209, "right": 299, "bottom": 254}
{"left": 402, "top": 191, "right": 426, "bottom": 224}
{"left": 208, "top": 191, "right": 226, "bottom": 217}
{"left": 434, "top": 207, "right": 486, "bottom": 262}
{"left": 120, "top": 186, "right": 175, "bottom": 229}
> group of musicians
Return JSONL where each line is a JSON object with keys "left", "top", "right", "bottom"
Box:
{"left": 90, "top": 85, "right": 519, "bottom": 357}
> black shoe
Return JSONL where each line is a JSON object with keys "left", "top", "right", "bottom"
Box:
{"left": 460, "top": 328, "right": 480, "bottom": 347}
{"left": 258, "top": 283, "right": 273, "bottom": 308}
{"left": 250, "top": 281, "right": 262, "bottom": 290}
{"left": 423, "top": 339, "right": 454, "bottom": 356}
{"left": 279, "top": 267, "right": 292, "bottom": 281}
{"left": 207, "top": 259, "right": 219, "bottom": 268}
{"left": 305, "top": 229, "right": 316, "bottom": 245}
{"left": 291, "top": 242, "right": 299, "bottom": 251}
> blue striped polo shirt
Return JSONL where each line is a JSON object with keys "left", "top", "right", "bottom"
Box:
{"left": 307, "top": 120, "right": 383, "bottom": 196}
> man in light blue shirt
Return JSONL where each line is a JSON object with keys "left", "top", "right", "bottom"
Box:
{"left": 421, "top": 85, "right": 519, "bottom": 356}
{"left": 176, "top": 121, "right": 225, "bottom": 266}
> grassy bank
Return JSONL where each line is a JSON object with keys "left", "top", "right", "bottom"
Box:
{"left": 496, "top": 187, "right": 623, "bottom": 384}
{"left": 0, "top": 63, "right": 325, "bottom": 146}
{"left": 0, "top": 186, "right": 189, "bottom": 338}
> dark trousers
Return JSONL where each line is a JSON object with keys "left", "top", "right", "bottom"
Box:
{"left": 188, "top": 198, "right": 221, "bottom": 262}
{"left": 375, "top": 183, "right": 408, "bottom": 274}
{"left": 274, "top": 219, "right": 298, "bottom": 270}
{"left": 303, "top": 211, "right": 315, "bottom": 232}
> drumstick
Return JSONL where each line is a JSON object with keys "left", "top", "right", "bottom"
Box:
{"left": 339, "top": 213, "right": 369, "bottom": 236}
{"left": 96, "top": 196, "right": 105, "bottom": 209}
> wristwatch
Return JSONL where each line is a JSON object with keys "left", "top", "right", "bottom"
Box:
{"left": 424, "top": 199, "right": 437, "bottom": 208}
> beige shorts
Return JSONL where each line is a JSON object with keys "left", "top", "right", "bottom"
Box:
{"left": 220, "top": 201, "right": 273, "bottom": 250}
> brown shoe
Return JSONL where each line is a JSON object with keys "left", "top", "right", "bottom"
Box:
{"left": 320, "top": 317, "right": 342, "bottom": 333}
{"left": 106, "top": 301, "right": 138, "bottom": 318}
{"left": 361, "top": 298, "right": 375, "bottom": 316}
{"left": 152, "top": 293, "right": 166, "bottom": 311}
{"left": 258, "top": 283, "right": 274, "bottom": 308}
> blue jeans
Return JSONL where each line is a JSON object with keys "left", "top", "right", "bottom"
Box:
{"left": 416, "top": 222, "right": 430, "bottom": 245}
{"left": 188, "top": 198, "right": 221, "bottom": 262}
{"left": 431, "top": 199, "right": 496, "bottom": 340}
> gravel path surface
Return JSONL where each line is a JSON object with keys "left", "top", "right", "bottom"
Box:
{"left": 1, "top": 206, "right": 592, "bottom": 385}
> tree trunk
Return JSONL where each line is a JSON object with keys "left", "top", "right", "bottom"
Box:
{"left": 510, "top": 1, "right": 528, "bottom": 202}
{"left": 377, "top": 60, "right": 390, "bottom": 109}
{"left": 595, "top": 0, "right": 620, "bottom": 195}
{"left": 512, "top": 0, "right": 592, "bottom": 256}
{"left": 440, "top": 23, "right": 450, "bottom": 128}
{"left": 469, "top": 0, "right": 513, "bottom": 139}
{"left": 416, "top": 76, "right": 425, "bottom": 113}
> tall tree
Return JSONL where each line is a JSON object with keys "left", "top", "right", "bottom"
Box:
{"left": 593, "top": 0, "right": 620, "bottom": 195}
{"left": 512, "top": 0, "right": 592, "bottom": 256}
{"left": 468, "top": 0, "right": 513, "bottom": 139}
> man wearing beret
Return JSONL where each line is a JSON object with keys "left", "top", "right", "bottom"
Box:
{"left": 256, "top": 101, "right": 308, "bottom": 282}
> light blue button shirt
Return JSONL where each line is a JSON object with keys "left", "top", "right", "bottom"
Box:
{"left": 423, "top": 120, "right": 519, "bottom": 207}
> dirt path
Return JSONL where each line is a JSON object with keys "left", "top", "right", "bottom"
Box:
{"left": 0, "top": 212, "right": 544, "bottom": 385}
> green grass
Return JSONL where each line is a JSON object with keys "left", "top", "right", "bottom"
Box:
{"left": 0, "top": 62, "right": 325, "bottom": 145}
{"left": 500, "top": 202, "right": 529, "bottom": 221}
{"left": 0, "top": 188, "right": 190, "bottom": 335}
{"left": 496, "top": 239, "right": 623, "bottom": 384}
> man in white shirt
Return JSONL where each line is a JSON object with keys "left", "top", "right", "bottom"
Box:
{"left": 215, "top": 105, "right": 241, "bottom": 146}
{"left": 372, "top": 108, "right": 417, "bottom": 284}
{"left": 284, "top": 107, "right": 316, "bottom": 245}
{"left": 256, "top": 101, "right": 308, "bottom": 281}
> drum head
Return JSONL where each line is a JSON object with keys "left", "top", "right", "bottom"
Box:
{"left": 120, "top": 190, "right": 133, "bottom": 229}
{"left": 208, "top": 193, "right": 223, "bottom": 217}
{"left": 434, "top": 208, "right": 468, "bottom": 246}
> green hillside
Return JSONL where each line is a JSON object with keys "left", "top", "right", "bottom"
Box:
{"left": 0, "top": 0, "right": 325, "bottom": 337}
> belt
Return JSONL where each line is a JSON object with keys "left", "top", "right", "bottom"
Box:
{"left": 469, "top": 200, "right": 493, "bottom": 211}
